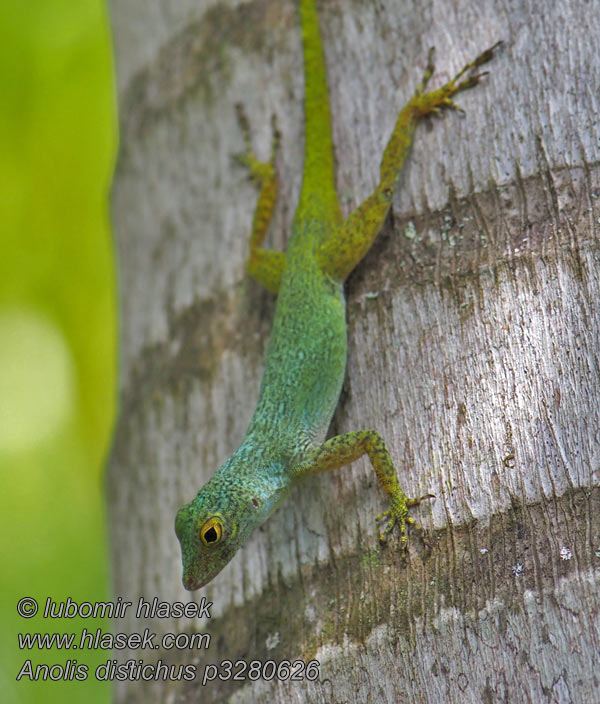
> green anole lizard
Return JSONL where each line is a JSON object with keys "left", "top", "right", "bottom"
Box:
{"left": 176, "top": 0, "right": 500, "bottom": 590}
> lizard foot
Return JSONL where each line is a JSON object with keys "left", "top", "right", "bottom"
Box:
{"left": 232, "top": 104, "right": 280, "bottom": 184}
{"left": 376, "top": 490, "right": 435, "bottom": 549}
{"left": 411, "top": 41, "right": 503, "bottom": 117}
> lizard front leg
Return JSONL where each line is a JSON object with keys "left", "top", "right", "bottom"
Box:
{"left": 294, "top": 430, "right": 434, "bottom": 546}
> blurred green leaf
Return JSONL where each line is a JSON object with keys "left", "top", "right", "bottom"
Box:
{"left": 0, "top": 1, "right": 117, "bottom": 702}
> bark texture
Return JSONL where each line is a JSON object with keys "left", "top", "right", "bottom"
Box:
{"left": 108, "top": 0, "right": 600, "bottom": 701}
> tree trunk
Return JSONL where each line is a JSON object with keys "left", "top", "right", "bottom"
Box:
{"left": 107, "top": 0, "right": 600, "bottom": 702}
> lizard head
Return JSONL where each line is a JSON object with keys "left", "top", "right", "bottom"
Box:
{"left": 175, "top": 480, "right": 250, "bottom": 590}
{"left": 175, "top": 462, "right": 287, "bottom": 590}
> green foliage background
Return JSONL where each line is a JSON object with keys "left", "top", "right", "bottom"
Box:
{"left": 0, "top": 0, "right": 116, "bottom": 702}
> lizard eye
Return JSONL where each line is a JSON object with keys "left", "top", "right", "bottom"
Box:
{"left": 199, "top": 516, "right": 223, "bottom": 546}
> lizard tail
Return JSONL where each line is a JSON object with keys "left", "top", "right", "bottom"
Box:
{"left": 295, "top": 0, "right": 342, "bottom": 226}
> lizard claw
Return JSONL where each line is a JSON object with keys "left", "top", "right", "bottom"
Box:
{"left": 232, "top": 104, "right": 279, "bottom": 183}
{"left": 376, "top": 492, "right": 434, "bottom": 549}
{"left": 410, "top": 40, "right": 502, "bottom": 118}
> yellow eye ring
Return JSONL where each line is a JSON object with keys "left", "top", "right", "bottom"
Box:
{"left": 199, "top": 516, "right": 223, "bottom": 546}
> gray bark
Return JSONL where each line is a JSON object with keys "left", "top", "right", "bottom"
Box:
{"left": 107, "top": 0, "right": 600, "bottom": 702}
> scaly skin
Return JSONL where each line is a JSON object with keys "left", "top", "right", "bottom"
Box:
{"left": 175, "top": 0, "right": 501, "bottom": 590}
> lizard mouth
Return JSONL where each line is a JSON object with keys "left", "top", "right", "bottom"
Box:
{"left": 183, "top": 573, "right": 203, "bottom": 591}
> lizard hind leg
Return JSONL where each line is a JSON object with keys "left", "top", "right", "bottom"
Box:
{"left": 233, "top": 104, "right": 285, "bottom": 293}
{"left": 316, "top": 40, "right": 502, "bottom": 283}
